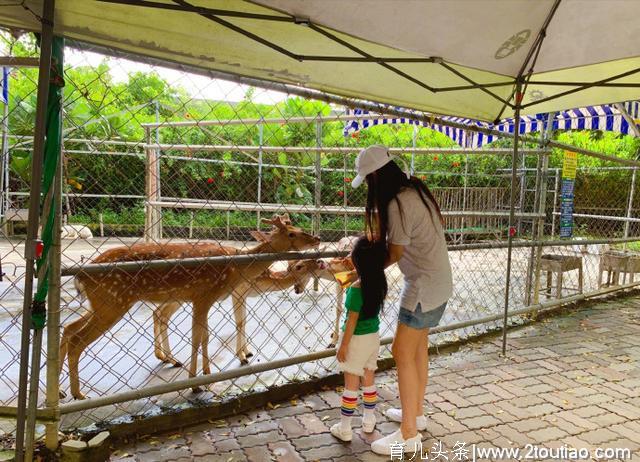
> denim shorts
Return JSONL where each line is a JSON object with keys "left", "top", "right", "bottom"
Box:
{"left": 398, "top": 301, "right": 447, "bottom": 329}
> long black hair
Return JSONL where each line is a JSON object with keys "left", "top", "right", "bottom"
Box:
{"left": 351, "top": 236, "right": 387, "bottom": 320}
{"left": 364, "top": 159, "right": 443, "bottom": 246}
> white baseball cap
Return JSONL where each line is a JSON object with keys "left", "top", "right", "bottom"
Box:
{"left": 351, "top": 144, "right": 409, "bottom": 188}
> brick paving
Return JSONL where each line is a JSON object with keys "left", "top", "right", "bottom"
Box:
{"left": 111, "top": 296, "right": 640, "bottom": 461}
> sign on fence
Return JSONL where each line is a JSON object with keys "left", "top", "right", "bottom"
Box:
{"left": 560, "top": 151, "right": 577, "bottom": 238}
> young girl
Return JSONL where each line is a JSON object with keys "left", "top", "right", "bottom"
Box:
{"left": 331, "top": 236, "right": 387, "bottom": 442}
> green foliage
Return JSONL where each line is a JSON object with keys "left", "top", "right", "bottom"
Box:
{"left": 4, "top": 33, "right": 639, "bottom": 233}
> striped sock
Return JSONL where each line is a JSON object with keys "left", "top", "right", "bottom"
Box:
{"left": 340, "top": 389, "right": 358, "bottom": 429}
{"left": 362, "top": 385, "right": 377, "bottom": 419}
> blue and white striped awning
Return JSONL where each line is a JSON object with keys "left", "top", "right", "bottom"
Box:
{"left": 343, "top": 101, "right": 640, "bottom": 149}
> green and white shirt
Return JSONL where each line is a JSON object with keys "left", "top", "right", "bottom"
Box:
{"left": 341, "top": 286, "right": 380, "bottom": 335}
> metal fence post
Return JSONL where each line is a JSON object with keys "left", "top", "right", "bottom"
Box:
{"left": 314, "top": 117, "right": 322, "bottom": 237}
{"left": 527, "top": 113, "right": 555, "bottom": 306}
{"left": 551, "top": 168, "right": 560, "bottom": 236}
{"left": 410, "top": 124, "right": 417, "bottom": 174}
{"left": 44, "top": 141, "right": 62, "bottom": 450}
{"left": 313, "top": 117, "right": 322, "bottom": 290}
{"left": 0, "top": 62, "right": 9, "bottom": 225}
{"left": 257, "top": 121, "right": 263, "bottom": 230}
{"left": 501, "top": 79, "right": 523, "bottom": 356}
{"left": 155, "top": 100, "right": 162, "bottom": 239}
{"left": 15, "top": 1, "right": 55, "bottom": 458}
{"left": 144, "top": 127, "right": 160, "bottom": 242}
{"left": 623, "top": 167, "right": 637, "bottom": 249}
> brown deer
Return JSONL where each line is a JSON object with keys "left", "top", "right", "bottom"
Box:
{"left": 152, "top": 258, "right": 329, "bottom": 366}
{"left": 59, "top": 215, "right": 319, "bottom": 399}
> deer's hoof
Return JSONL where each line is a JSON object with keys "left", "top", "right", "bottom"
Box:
{"left": 246, "top": 352, "right": 254, "bottom": 358}
{"left": 59, "top": 390, "right": 67, "bottom": 399}
{"left": 327, "top": 343, "right": 336, "bottom": 349}
{"left": 171, "top": 360, "right": 183, "bottom": 368}
{"left": 72, "top": 392, "right": 87, "bottom": 400}
{"left": 240, "top": 358, "right": 249, "bottom": 366}
{"left": 192, "top": 386, "right": 204, "bottom": 394}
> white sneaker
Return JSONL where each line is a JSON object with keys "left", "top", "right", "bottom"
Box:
{"left": 330, "top": 423, "right": 352, "bottom": 442}
{"left": 362, "top": 414, "right": 376, "bottom": 433}
{"left": 385, "top": 408, "right": 428, "bottom": 431}
{"left": 371, "top": 429, "right": 422, "bottom": 456}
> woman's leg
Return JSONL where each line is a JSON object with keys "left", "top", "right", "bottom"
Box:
{"left": 392, "top": 322, "right": 423, "bottom": 439}
{"left": 415, "top": 328, "right": 429, "bottom": 416}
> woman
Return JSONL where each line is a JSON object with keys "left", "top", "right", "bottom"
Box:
{"left": 348, "top": 144, "right": 453, "bottom": 456}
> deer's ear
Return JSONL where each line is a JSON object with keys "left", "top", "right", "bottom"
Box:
{"left": 250, "top": 230, "right": 271, "bottom": 242}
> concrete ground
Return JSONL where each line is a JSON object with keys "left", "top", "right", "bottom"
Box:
{"left": 109, "top": 294, "right": 640, "bottom": 461}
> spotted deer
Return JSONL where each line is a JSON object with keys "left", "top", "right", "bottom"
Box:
{"left": 152, "top": 258, "right": 329, "bottom": 366}
{"left": 153, "top": 236, "right": 356, "bottom": 365}
{"left": 59, "top": 215, "right": 320, "bottom": 399}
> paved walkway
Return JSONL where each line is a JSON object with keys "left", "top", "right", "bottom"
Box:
{"left": 111, "top": 296, "right": 640, "bottom": 461}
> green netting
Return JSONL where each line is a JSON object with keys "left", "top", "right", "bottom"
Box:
{"left": 32, "top": 36, "right": 64, "bottom": 323}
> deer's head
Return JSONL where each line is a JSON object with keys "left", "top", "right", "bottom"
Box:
{"left": 287, "top": 259, "right": 329, "bottom": 294}
{"left": 250, "top": 214, "right": 320, "bottom": 253}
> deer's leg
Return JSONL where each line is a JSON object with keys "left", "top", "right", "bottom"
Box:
{"left": 59, "top": 314, "right": 91, "bottom": 399}
{"left": 190, "top": 299, "right": 211, "bottom": 392}
{"left": 155, "top": 302, "right": 182, "bottom": 367}
{"left": 329, "top": 283, "right": 344, "bottom": 348}
{"left": 67, "top": 297, "right": 133, "bottom": 400}
{"left": 152, "top": 308, "right": 163, "bottom": 361}
{"left": 232, "top": 292, "right": 251, "bottom": 365}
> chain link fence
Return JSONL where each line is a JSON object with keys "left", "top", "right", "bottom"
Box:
{"left": 0, "top": 34, "right": 639, "bottom": 440}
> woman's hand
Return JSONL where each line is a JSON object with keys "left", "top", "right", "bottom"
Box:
{"left": 344, "top": 270, "right": 359, "bottom": 285}
{"left": 334, "top": 270, "right": 358, "bottom": 288}
{"left": 337, "top": 342, "right": 349, "bottom": 362}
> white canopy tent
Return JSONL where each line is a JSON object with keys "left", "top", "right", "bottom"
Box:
{"left": 0, "top": 0, "right": 639, "bottom": 121}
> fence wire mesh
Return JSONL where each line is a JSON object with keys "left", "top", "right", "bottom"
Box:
{"left": 0, "top": 34, "right": 639, "bottom": 437}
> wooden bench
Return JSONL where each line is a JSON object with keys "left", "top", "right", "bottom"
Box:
{"left": 598, "top": 250, "right": 631, "bottom": 287}
{"left": 3, "top": 208, "right": 29, "bottom": 236}
{"left": 540, "top": 254, "right": 583, "bottom": 299}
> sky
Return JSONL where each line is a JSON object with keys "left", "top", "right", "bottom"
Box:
{"left": 65, "top": 48, "right": 289, "bottom": 105}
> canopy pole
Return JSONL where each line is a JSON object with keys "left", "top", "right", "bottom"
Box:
{"left": 501, "top": 80, "right": 523, "bottom": 356}
{"left": 14, "top": 1, "right": 56, "bottom": 459}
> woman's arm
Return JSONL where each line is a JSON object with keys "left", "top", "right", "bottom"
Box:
{"left": 336, "top": 311, "right": 359, "bottom": 362}
{"left": 342, "top": 242, "right": 404, "bottom": 284}
{"left": 384, "top": 242, "right": 404, "bottom": 268}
